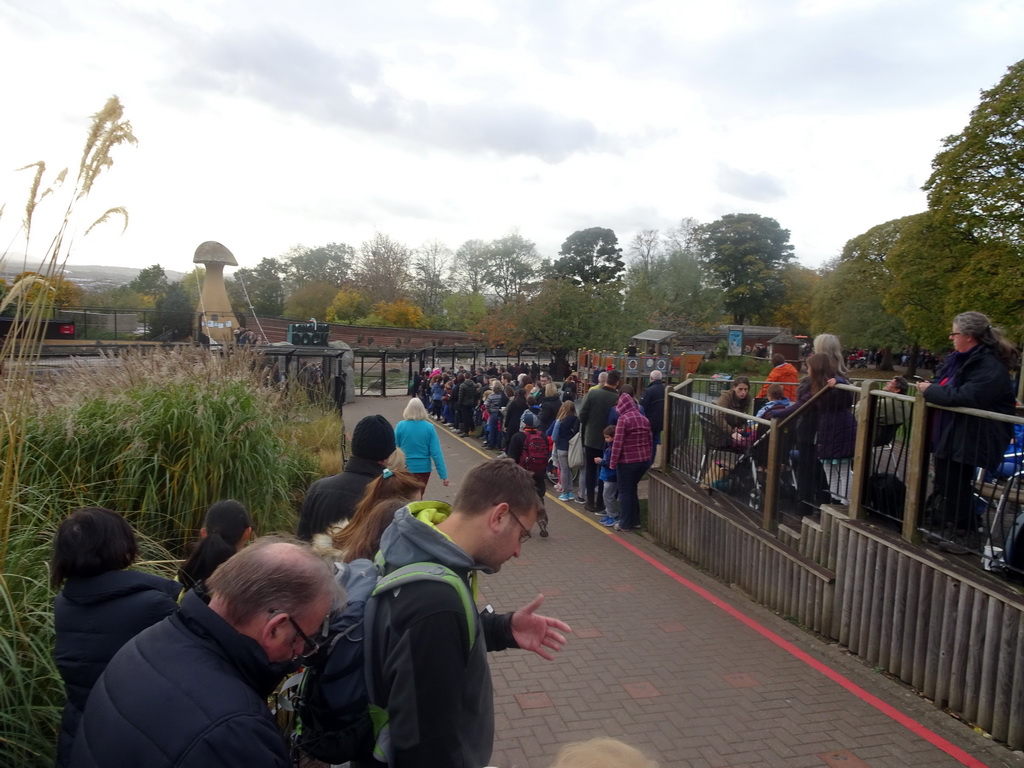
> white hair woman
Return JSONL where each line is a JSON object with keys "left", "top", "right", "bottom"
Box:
{"left": 394, "top": 398, "right": 449, "bottom": 490}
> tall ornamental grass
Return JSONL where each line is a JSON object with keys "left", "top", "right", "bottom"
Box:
{"left": 20, "top": 347, "right": 318, "bottom": 548}
{"left": 1, "top": 98, "right": 337, "bottom": 766}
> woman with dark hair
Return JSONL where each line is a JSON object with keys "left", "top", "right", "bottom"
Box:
{"left": 915, "top": 311, "right": 1017, "bottom": 532}
{"left": 178, "top": 499, "right": 253, "bottom": 592}
{"left": 52, "top": 507, "right": 180, "bottom": 767}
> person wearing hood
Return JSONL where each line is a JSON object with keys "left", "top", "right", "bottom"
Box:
{"left": 70, "top": 538, "right": 340, "bottom": 768}
{"left": 297, "top": 414, "right": 396, "bottom": 540}
{"left": 609, "top": 391, "right": 653, "bottom": 533}
{"left": 364, "top": 459, "right": 571, "bottom": 768}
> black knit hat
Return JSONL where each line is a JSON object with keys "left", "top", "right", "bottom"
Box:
{"left": 351, "top": 415, "right": 396, "bottom": 461}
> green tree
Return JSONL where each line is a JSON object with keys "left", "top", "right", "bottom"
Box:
{"left": 412, "top": 240, "right": 451, "bottom": 320}
{"left": 484, "top": 232, "right": 537, "bottom": 304}
{"left": 696, "top": 213, "right": 794, "bottom": 325}
{"left": 770, "top": 264, "right": 818, "bottom": 336}
{"left": 284, "top": 282, "right": 338, "bottom": 321}
{"left": 151, "top": 282, "right": 195, "bottom": 341}
{"left": 924, "top": 58, "right": 1024, "bottom": 249}
{"left": 451, "top": 239, "right": 490, "bottom": 294}
{"left": 128, "top": 264, "right": 168, "bottom": 299}
{"left": 441, "top": 290, "right": 487, "bottom": 330}
{"left": 552, "top": 227, "right": 624, "bottom": 285}
{"left": 230, "top": 257, "right": 285, "bottom": 316}
{"left": 285, "top": 243, "right": 353, "bottom": 289}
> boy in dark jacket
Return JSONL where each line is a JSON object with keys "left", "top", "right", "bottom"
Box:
{"left": 507, "top": 412, "right": 551, "bottom": 537}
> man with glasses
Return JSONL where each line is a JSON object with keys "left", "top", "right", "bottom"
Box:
{"left": 362, "top": 459, "right": 570, "bottom": 768}
{"left": 70, "top": 538, "right": 340, "bottom": 768}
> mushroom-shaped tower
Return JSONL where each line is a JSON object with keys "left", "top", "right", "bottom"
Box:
{"left": 193, "top": 241, "right": 239, "bottom": 346}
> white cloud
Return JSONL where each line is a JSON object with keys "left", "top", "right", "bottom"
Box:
{"left": 0, "top": 0, "right": 1022, "bottom": 275}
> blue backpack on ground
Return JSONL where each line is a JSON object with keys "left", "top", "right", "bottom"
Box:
{"left": 293, "top": 558, "right": 476, "bottom": 765}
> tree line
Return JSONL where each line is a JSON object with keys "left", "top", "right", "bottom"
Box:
{"left": 15, "top": 57, "right": 1023, "bottom": 363}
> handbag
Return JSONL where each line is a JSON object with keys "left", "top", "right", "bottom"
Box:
{"left": 567, "top": 430, "right": 584, "bottom": 470}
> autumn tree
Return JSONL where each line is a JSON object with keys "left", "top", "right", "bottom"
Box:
{"left": 696, "top": 213, "right": 794, "bottom": 325}
{"left": 11, "top": 271, "right": 83, "bottom": 311}
{"left": 327, "top": 287, "right": 370, "bottom": 324}
{"left": 360, "top": 299, "right": 429, "bottom": 329}
{"left": 551, "top": 227, "right": 624, "bottom": 285}
{"left": 356, "top": 233, "right": 411, "bottom": 305}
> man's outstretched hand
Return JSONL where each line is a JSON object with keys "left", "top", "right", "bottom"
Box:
{"left": 510, "top": 594, "right": 571, "bottom": 660}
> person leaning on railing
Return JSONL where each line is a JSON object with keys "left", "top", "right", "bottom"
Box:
{"left": 769, "top": 354, "right": 856, "bottom": 506}
{"left": 914, "top": 311, "right": 1017, "bottom": 534}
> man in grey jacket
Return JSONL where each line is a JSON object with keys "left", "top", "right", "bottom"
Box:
{"left": 577, "top": 370, "right": 620, "bottom": 513}
{"left": 364, "top": 459, "right": 570, "bottom": 767}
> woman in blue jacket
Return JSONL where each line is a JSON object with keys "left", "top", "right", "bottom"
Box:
{"left": 52, "top": 507, "right": 180, "bottom": 767}
{"left": 395, "top": 398, "right": 449, "bottom": 491}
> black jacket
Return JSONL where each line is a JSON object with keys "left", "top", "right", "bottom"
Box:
{"left": 638, "top": 380, "right": 666, "bottom": 434}
{"left": 297, "top": 456, "right": 385, "bottom": 540}
{"left": 924, "top": 344, "right": 1015, "bottom": 468}
{"left": 537, "top": 395, "right": 561, "bottom": 433}
{"left": 69, "top": 590, "right": 292, "bottom": 768}
{"left": 54, "top": 570, "right": 180, "bottom": 767}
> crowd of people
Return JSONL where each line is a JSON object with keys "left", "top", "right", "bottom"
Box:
{"left": 710, "top": 313, "right": 1020, "bottom": 537}
{"left": 52, "top": 357, "right": 668, "bottom": 767}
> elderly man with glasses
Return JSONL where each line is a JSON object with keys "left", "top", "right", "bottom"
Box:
{"left": 361, "top": 458, "right": 570, "bottom": 768}
{"left": 70, "top": 538, "right": 340, "bottom": 768}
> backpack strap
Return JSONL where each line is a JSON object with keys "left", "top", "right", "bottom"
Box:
{"left": 363, "top": 561, "right": 478, "bottom": 766}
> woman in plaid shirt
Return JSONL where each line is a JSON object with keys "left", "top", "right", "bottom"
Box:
{"left": 610, "top": 391, "right": 653, "bottom": 532}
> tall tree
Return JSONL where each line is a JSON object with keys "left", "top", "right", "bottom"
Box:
{"left": 451, "top": 239, "right": 490, "bottom": 294}
{"left": 696, "top": 213, "right": 794, "bottom": 325}
{"left": 285, "top": 243, "right": 353, "bottom": 289}
{"left": 230, "top": 257, "right": 285, "bottom": 316}
{"left": 152, "top": 282, "right": 195, "bottom": 341}
{"left": 356, "top": 233, "right": 411, "bottom": 305}
{"left": 412, "top": 239, "right": 452, "bottom": 320}
{"left": 128, "top": 264, "right": 168, "bottom": 300}
{"left": 924, "top": 58, "right": 1024, "bottom": 249}
{"left": 627, "top": 228, "right": 661, "bottom": 278}
{"left": 552, "top": 227, "right": 624, "bottom": 285}
{"left": 483, "top": 232, "right": 537, "bottom": 304}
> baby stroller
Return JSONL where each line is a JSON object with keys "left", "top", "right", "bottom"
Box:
{"left": 696, "top": 412, "right": 767, "bottom": 509}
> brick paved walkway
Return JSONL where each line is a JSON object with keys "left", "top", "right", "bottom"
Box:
{"left": 343, "top": 396, "right": 1023, "bottom": 768}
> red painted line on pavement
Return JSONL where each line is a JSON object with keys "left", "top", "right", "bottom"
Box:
{"left": 610, "top": 533, "right": 988, "bottom": 768}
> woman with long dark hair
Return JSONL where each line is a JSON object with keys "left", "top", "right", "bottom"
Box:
{"left": 178, "top": 500, "right": 253, "bottom": 592}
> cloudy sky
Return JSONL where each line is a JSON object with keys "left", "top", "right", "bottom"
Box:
{"left": 1, "top": 0, "right": 1022, "bottom": 276}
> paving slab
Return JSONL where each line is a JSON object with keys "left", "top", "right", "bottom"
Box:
{"left": 341, "top": 396, "right": 1024, "bottom": 768}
